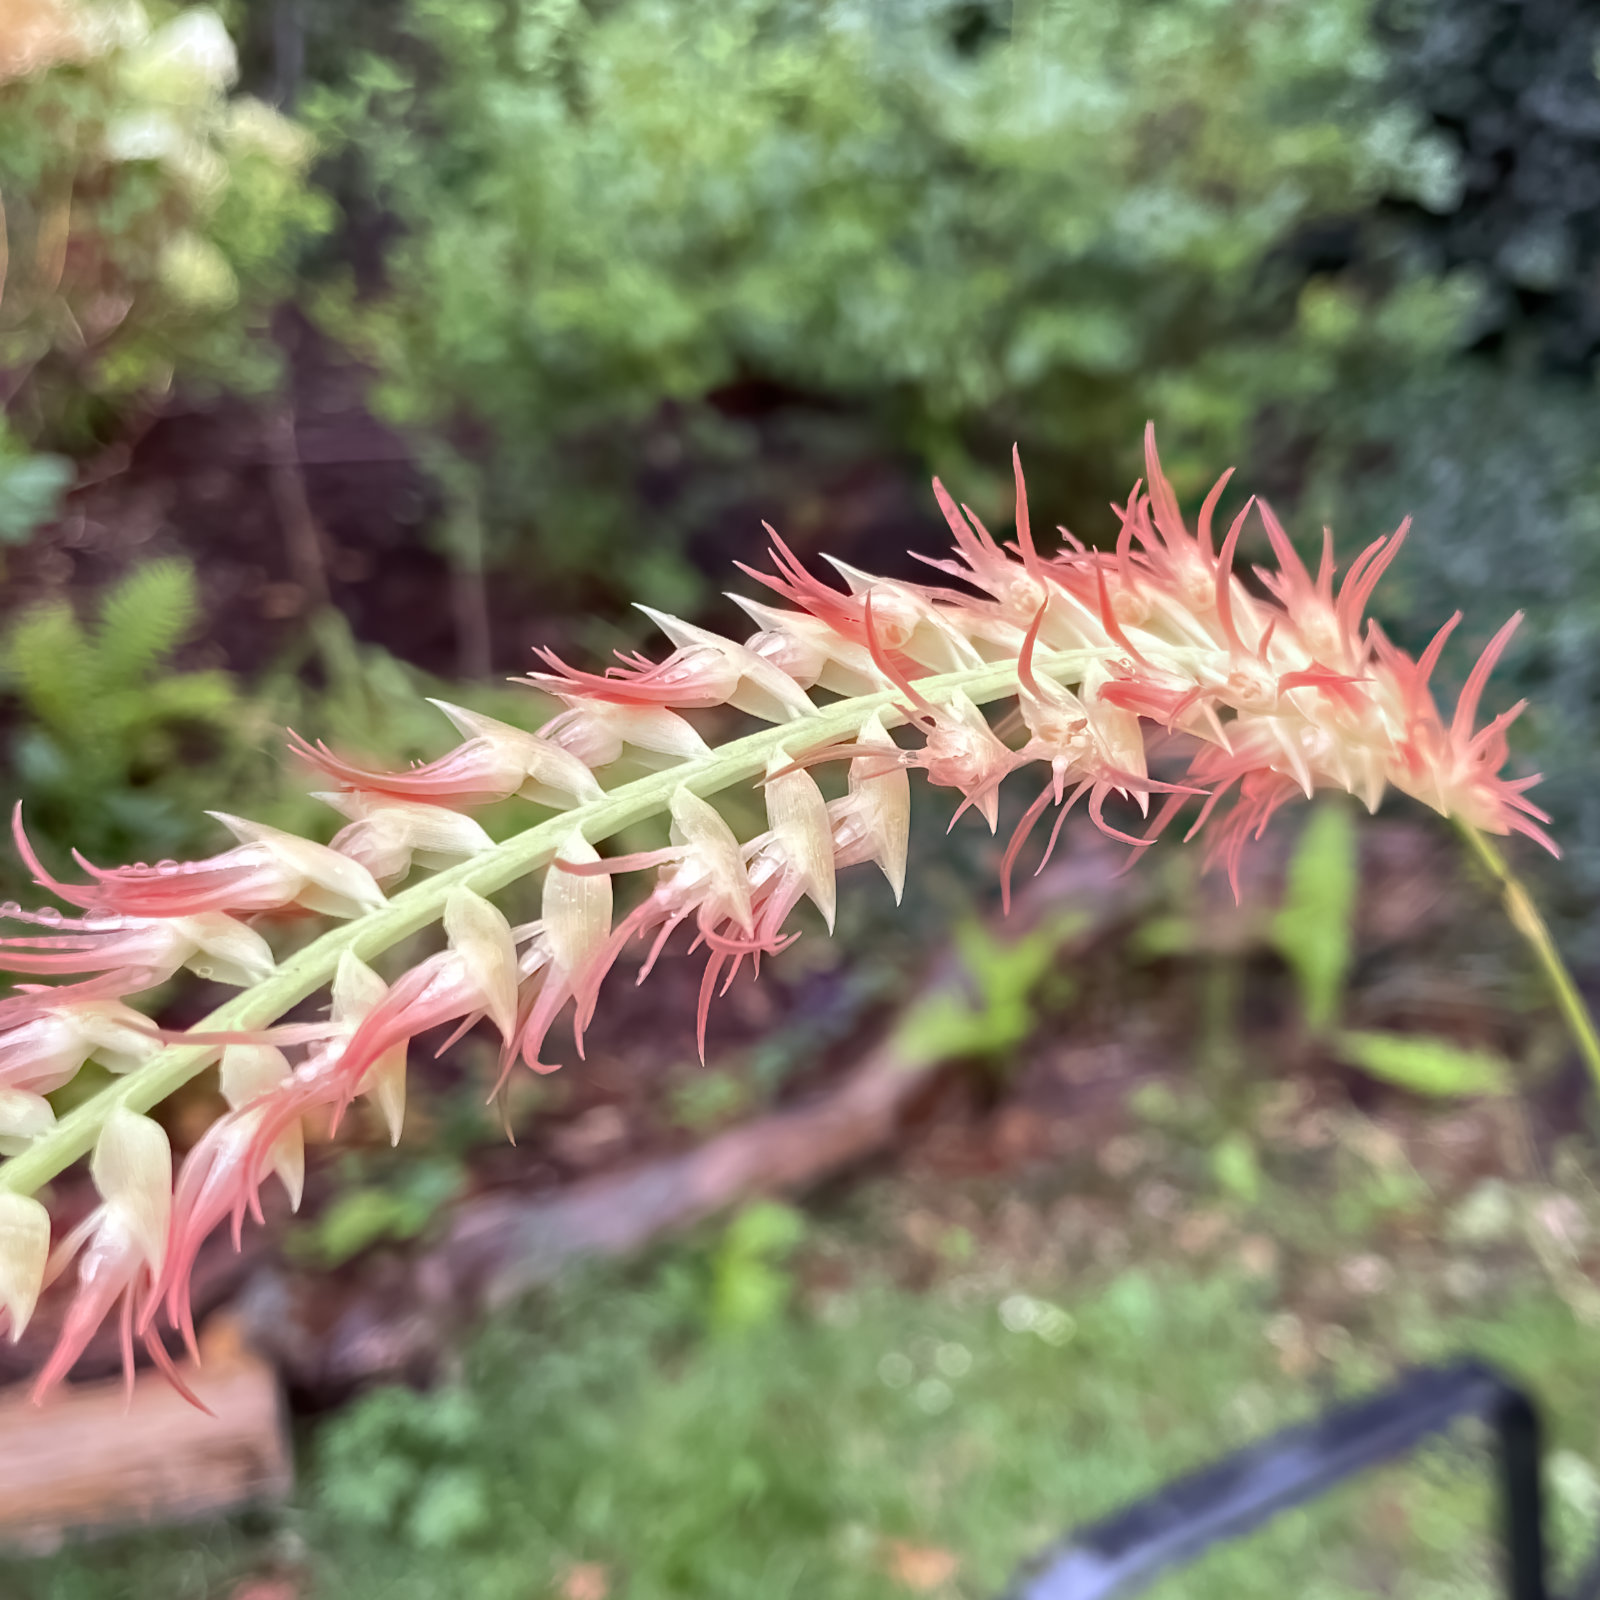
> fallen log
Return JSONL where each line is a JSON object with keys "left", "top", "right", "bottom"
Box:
{"left": 0, "top": 1316, "right": 291, "bottom": 1555}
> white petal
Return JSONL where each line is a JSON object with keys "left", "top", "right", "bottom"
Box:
{"left": 360, "top": 1047, "right": 407, "bottom": 1149}
{"left": 443, "top": 887, "right": 519, "bottom": 1043}
{"left": 0, "top": 1194, "right": 50, "bottom": 1340}
{"left": 544, "top": 833, "right": 613, "bottom": 976}
{"left": 765, "top": 751, "right": 836, "bottom": 931}
{"left": 850, "top": 712, "right": 910, "bottom": 902}
{"left": 332, "top": 950, "right": 389, "bottom": 1023}
{"left": 669, "top": 789, "right": 752, "bottom": 933}
{"left": 0, "top": 1089, "right": 55, "bottom": 1155}
{"left": 175, "top": 911, "right": 275, "bottom": 986}
{"left": 91, "top": 1107, "right": 172, "bottom": 1274}
{"left": 219, "top": 1044, "right": 291, "bottom": 1111}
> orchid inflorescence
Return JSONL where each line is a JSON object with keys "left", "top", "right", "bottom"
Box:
{"left": 0, "top": 427, "right": 1557, "bottom": 1402}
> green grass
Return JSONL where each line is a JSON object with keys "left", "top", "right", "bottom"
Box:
{"left": 10, "top": 1230, "right": 1600, "bottom": 1600}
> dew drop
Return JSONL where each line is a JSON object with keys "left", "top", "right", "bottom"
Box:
{"left": 0, "top": 902, "right": 20, "bottom": 919}
{"left": 156, "top": 861, "right": 180, "bottom": 876}
{"left": 35, "top": 907, "right": 62, "bottom": 925}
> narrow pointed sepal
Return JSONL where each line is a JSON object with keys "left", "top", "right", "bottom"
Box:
{"left": 220, "top": 1044, "right": 305, "bottom": 1207}
{"left": 850, "top": 711, "right": 910, "bottom": 902}
{"left": 765, "top": 750, "right": 837, "bottom": 931}
{"left": 443, "top": 886, "right": 520, "bottom": 1043}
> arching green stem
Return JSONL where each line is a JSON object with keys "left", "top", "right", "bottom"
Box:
{"left": 0, "top": 649, "right": 1108, "bottom": 1199}
{"left": 1457, "top": 821, "right": 1600, "bottom": 1094}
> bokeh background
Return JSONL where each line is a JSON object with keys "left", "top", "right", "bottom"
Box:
{"left": 5, "top": 2, "right": 1600, "bottom": 1597}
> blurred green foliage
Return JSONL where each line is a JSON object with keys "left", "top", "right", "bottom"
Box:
{"left": 1269, "top": 801, "right": 1516, "bottom": 1096}
{"left": 289, "top": 1155, "right": 465, "bottom": 1267}
{"left": 18, "top": 1247, "right": 1600, "bottom": 1599}
{"left": 0, "top": 570, "right": 555, "bottom": 900}
{"left": 1332, "top": 1030, "right": 1511, "bottom": 1098}
{"left": 303, "top": 0, "right": 1473, "bottom": 596}
{"left": 1307, "top": 367, "right": 1600, "bottom": 959}
{"left": 895, "top": 907, "right": 1087, "bottom": 1069}
{"left": 0, "top": 557, "right": 245, "bottom": 868}
{"left": 1379, "top": 0, "right": 1600, "bottom": 372}
{"left": 1274, "top": 800, "right": 1358, "bottom": 1037}
{"left": 0, "top": 421, "right": 73, "bottom": 546}
{"left": 0, "top": 0, "right": 329, "bottom": 453}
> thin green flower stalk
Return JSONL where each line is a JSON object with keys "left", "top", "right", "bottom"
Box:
{"left": 0, "top": 425, "right": 1569, "bottom": 1399}
{"left": 1456, "top": 821, "right": 1600, "bottom": 1093}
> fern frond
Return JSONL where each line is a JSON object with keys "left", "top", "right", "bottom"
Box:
{"left": 95, "top": 559, "right": 200, "bottom": 686}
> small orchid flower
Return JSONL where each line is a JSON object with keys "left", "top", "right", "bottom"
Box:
{"left": 290, "top": 699, "right": 602, "bottom": 810}
{"left": 0, "top": 984, "right": 176, "bottom": 1156}
{"left": 0, "top": 905, "right": 274, "bottom": 989}
{"left": 309, "top": 887, "right": 519, "bottom": 1121}
{"left": 315, "top": 790, "right": 493, "bottom": 887}
{"left": 148, "top": 1043, "right": 304, "bottom": 1358}
{"left": 14, "top": 806, "right": 385, "bottom": 920}
{"left": 510, "top": 832, "right": 615, "bottom": 1076}
{"left": 31, "top": 1109, "right": 177, "bottom": 1402}
{"left": 0, "top": 987, "right": 164, "bottom": 1094}
{"left": 534, "top": 694, "right": 710, "bottom": 770}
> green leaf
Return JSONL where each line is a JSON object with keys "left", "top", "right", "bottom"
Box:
{"left": 1334, "top": 1031, "right": 1512, "bottom": 1098}
{"left": 1273, "top": 801, "right": 1358, "bottom": 1035}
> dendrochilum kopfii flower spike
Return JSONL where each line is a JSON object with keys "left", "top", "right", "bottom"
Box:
{"left": 0, "top": 427, "right": 1567, "bottom": 1405}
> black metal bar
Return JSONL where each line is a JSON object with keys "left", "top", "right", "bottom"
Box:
{"left": 1002, "top": 1359, "right": 1548, "bottom": 1600}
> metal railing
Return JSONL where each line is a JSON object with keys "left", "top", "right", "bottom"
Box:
{"left": 1004, "top": 1359, "right": 1598, "bottom": 1600}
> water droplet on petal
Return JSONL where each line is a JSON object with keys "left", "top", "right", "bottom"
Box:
{"left": 35, "top": 907, "right": 62, "bottom": 925}
{"left": 0, "top": 902, "right": 21, "bottom": 918}
{"left": 155, "top": 859, "right": 179, "bottom": 873}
